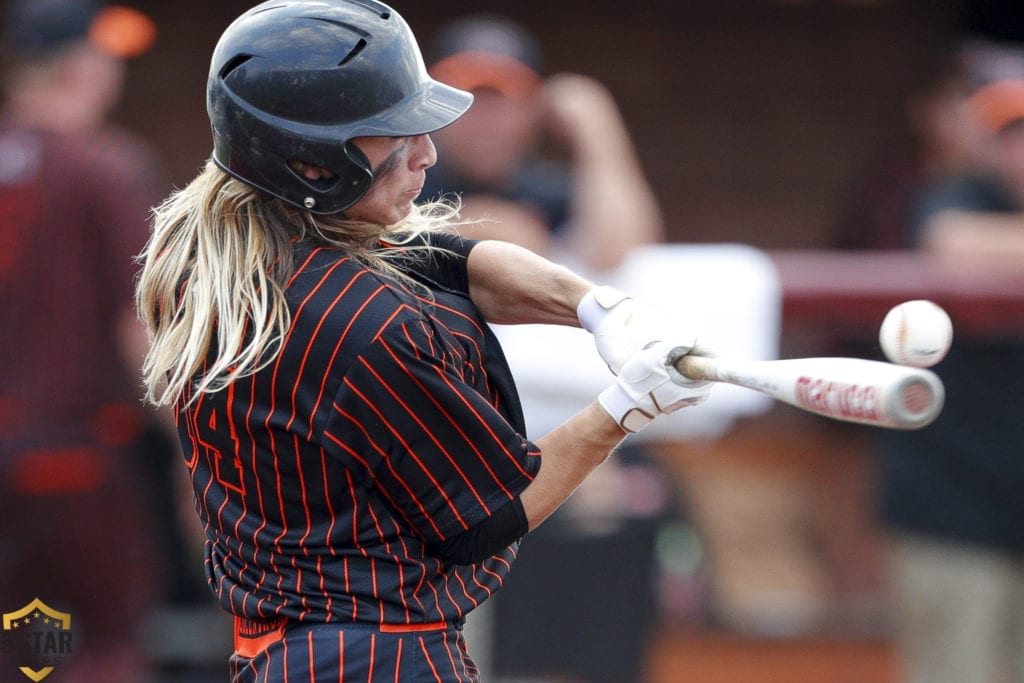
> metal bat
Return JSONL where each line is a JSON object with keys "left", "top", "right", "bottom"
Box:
{"left": 676, "top": 355, "right": 944, "bottom": 430}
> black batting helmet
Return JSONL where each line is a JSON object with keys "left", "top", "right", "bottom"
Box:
{"left": 207, "top": 0, "right": 473, "bottom": 214}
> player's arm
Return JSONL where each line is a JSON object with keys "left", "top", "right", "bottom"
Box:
{"left": 465, "top": 237, "right": 704, "bottom": 374}
{"left": 465, "top": 238, "right": 593, "bottom": 326}
{"left": 518, "top": 401, "right": 624, "bottom": 529}
{"left": 432, "top": 341, "right": 710, "bottom": 562}
{"left": 400, "top": 232, "right": 588, "bottom": 324}
{"left": 440, "top": 339, "right": 711, "bottom": 559}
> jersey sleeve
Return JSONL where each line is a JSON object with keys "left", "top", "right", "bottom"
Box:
{"left": 384, "top": 230, "right": 478, "bottom": 294}
{"left": 321, "top": 316, "right": 541, "bottom": 544}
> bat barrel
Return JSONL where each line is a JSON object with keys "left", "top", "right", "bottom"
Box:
{"left": 885, "top": 370, "right": 944, "bottom": 429}
{"left": 676, "top": 354, "right": 945, "bottom": 430}
{"left": 786, "top": 361, "right": 945, "bottom": 430}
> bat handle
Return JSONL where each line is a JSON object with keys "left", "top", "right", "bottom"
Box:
{"left": 674, "top": 354, "right": 720, "bottom": 381}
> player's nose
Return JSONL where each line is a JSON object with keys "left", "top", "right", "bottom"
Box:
{"left": 409, "top": 134, "right": 437, "bottom": 170}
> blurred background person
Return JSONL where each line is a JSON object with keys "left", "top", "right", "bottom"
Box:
{"left": 0, "top": 1, "right": 202, "bottom": 680}
{"left": 423, "top": 14, "right": 689, "bottom": 683}
{"left": 833, "top": 43, "right": 984, "bottom": 251}
{"left": 920, "top": 67, "right": 1024, "bottom": 264}
{"left": 423, "top": 13, "right": 664, "bottom": 276}
{"left": 833, "top": 38, "right": 1024, "bottom": 683}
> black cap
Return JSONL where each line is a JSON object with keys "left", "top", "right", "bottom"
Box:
{"left": 4, "top": 0, "right": 99, "bottom": 53}
{"left": 2, "top": 0, "right": 155, "bottom": 58}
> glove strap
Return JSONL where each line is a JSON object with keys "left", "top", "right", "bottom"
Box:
{"left": 598, "top": 382, "right": 653, "bottom": 434}
{"left": 576, "top": 286, "right": 631, "bottom": 333}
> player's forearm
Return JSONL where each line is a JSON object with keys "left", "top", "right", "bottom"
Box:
{"left": 466, "top": 239, "right": 593, "bottom": 326}
{"left": 520, "top": 401, "right": 626, "bottom": 530}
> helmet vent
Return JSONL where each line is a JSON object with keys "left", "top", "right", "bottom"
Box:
{"left": 219, "top": 54, "right": 253, "bottom": 80}
{"left": 338, "top": 38, "right": 367, "bottom": 66}
{"left": 347, "top": 0, "right": 391, "bottom": 19}
{"left": 251, "top": 4, "right": 287, "bottom": 16}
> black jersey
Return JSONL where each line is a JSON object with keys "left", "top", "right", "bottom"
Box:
{"left": 177, "top": 231, "right": 541, "bottom": 626}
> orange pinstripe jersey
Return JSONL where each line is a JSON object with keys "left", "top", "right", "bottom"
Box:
{"left": 178, "top": 233, "right": 541, "bottom": 626}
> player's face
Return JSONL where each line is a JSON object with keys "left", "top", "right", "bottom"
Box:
{"left": 346, "top": 135, "right": 437, "bottom": 225}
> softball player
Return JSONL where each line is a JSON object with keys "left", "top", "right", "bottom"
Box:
{"left": 135, "top": 1, "right": 712, "bottom": 680}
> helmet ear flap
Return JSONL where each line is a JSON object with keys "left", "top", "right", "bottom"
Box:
{"left": 292, "top": 141, "right": 373, "bottom": 213}
{"left": 337, "top": 141, "right": 374, "bottom": 211}
{"left": 341, "top": 139, "right": 372, "bottom": 197}
{"left": 211, "top": 107, "right": 379, "bottom": 213}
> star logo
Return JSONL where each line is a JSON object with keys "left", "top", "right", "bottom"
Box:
{"left": 1, "top": 599, "right": 73, "bottom": 681}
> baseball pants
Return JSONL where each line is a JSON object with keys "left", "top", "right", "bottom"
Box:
{"left": 229, "top": 616, "right": 480, "bottom": 682}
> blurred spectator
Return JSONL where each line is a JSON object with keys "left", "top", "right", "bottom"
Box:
{"left": 919, "top": 76, "right": 1024, "bottom": 264}
{"left": 424, "top": 15, "right": 684, "bottom": 683}
{"left": 424, "top": 13, "right": 664, "bottom": 275}
{"left": 0, "top": 1, "right": 198, "bottom": 680}
{"left": 835, "top": 39, "right": 1024, "bottom": 683}
{"left": 834, "top": 44, "right": 984, "bottom": 250}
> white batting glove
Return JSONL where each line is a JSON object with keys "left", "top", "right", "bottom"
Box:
{"left": 577, "top": 286, "right": 697, "bottom": 375}
{"left": 598, "top": 341, "right": 713, "bottom": 433}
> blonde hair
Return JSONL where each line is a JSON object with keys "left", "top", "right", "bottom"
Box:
{"left": 136, "top": 160, "right": 459, "bottom": 407}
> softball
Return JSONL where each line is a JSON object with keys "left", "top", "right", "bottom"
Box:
{"left": 879, "top": 300, "right": 953, "bottom": 368}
